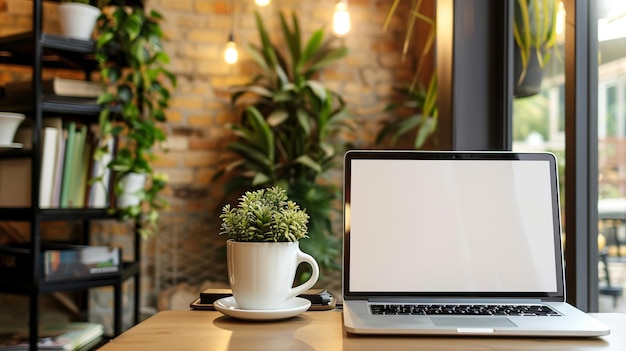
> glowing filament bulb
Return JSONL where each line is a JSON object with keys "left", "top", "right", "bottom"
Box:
{"left": 255, "top": 0, "right": 270, "bottom": 6}
{"left": 224, "top": 35, "right": 238, "bottom": 64}
{"left": 333, "top": 1, "right": 350, "bottom": 36}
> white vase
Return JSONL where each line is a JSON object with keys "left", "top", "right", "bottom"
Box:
{"left": 116, "top": 172, "right": 146, "bottom": 208}
{"left": 57, "top": 3, "right": 101, "bottom": 40}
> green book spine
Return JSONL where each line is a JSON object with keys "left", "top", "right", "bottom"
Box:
{"left": 59, "top": 122, "right": 76, "bottom": 207}
{"left": 70, "top": 124, "right": 88, "bottom": 207}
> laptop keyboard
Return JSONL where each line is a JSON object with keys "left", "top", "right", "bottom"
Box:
{"left": 370, "top": 304, "right": 562, "bottom": 316}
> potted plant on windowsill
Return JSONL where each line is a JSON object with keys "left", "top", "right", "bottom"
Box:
{"left": 219, "top": 186, "right": 319, "bottom": 310}
{"left": 94, "top": 4, "right": 176, "bottom": 237}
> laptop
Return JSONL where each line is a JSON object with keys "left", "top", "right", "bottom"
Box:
{"left": 342, "top": 150, "right": 610, "bottom": 337}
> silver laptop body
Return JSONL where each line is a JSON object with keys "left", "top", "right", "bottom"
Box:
{"left": 342, "top": 150, "right": 610, "bottom": 337}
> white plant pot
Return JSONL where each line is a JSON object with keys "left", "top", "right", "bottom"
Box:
{"left": 116, "top": 172, "right": 146, "bottom": 208}
{"left": 226, "top": 240, "right": 320, "bottom": 310}
{"left": 57, "top": 3, "right": 101, "bottom": 40}
{"left": 0, "top": 112, "right": 25, "bottom": 145}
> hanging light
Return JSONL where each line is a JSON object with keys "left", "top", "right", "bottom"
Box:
{"left": 224, "top": 0, "right": 238, "bottom": 64}
{"left": 255, "top": 0, "right": 270, "bottom": 6}
{"left": 333, "top": 0, "right": 351, "bottom": 36}
{"left": 224, "top": 34, "right": 238, "bottom": 64}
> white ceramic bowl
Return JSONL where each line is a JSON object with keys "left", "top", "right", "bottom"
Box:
{"left": 0, "top": 112, "right": 25, "bottom": 145}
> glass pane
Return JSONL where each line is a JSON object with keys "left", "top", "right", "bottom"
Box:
{"left": 597, "top": 0, "right": 626, "bottom": 313}
{"left": 512, "top": 3, "right": 566, "bottom": 206}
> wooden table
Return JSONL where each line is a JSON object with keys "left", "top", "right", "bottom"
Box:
{"left": 97, "top": 310, "right": 626, "bottom": 350}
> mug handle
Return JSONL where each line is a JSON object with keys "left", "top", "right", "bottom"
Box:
{"left": 287, "top": 248, "right": 320, "bottom": 300}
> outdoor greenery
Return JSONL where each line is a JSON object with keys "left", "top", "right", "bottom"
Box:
{"left": 220, "top": 187, "right": 309, "bottom": 242}
{"left": 217, "top": 11, "right": 350, "bottom": 273}
{"left": 94, "top": 4, "right": 176, "bottom": 236}
{"left": 376, "top": 0, "right": 438, "bottom": 149}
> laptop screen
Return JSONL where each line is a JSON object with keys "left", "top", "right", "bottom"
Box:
{"left": 343, "top": 151, "right": 564, "bottom": 299}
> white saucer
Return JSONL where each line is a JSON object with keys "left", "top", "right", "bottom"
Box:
{"left": 0, "top": 143, "right": 23, "bottom": 150}
{"left": 214, "top": 296, "right": 311, "bottom": 321}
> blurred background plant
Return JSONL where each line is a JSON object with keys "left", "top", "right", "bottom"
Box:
{"left": 216, "top": 11, "right": 352, "bottom": 278}
{"left": 376, "top": 0, "right": 438, "bottom": 149}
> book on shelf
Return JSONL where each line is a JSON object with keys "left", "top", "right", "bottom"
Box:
{"left": 39, "top": 127, "right": 59, "bottom": 208}
{"left": 59, "top": 122, "right": 77, "bottom": 208}
{"left": 43, "top": 245, "right": 121, "bottom": 282}
{"left": 0, "top": 322, "right": 103, "bottom": 351}
{"left": 1, "top": 77, "right": 104, "bottom": 98}
{"left": 0, "top": 244, "right": 121, "bottom": 282}
{"left": 48, "top": 118, "right": 67, "bottom": 208}
{"left": 2, "top": 120, "right": 113, "bottom": 209}
{"left": 67, "top": 124, "right": 88, "bottom": 208}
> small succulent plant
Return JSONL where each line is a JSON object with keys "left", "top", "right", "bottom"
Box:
{"left": 220, "top": 187, "right": 309, "bottom": 242}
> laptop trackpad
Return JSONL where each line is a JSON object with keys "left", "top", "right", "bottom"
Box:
{"left": 430, "top": 316, "right": 517, "bottom": 328}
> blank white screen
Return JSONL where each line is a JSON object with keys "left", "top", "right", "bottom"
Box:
{"left": 348, "top": 159, "right": 558, "bottom": 293}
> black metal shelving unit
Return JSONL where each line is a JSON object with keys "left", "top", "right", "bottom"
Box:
{"left": 0, "top": 1, "right": 140, "bottom": 350}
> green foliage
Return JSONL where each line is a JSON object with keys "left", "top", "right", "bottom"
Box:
{"left": 377, "top": 0, "right": 437, "bottom": 149}
{"left": 287, "top": 180, "right": 341, "bottom": 272}
{"left": 512, "top": 92, "right": 550, "bottom": 142}
{"left": 220, "top": 187, "right": 309, "bottom": 242}
{"left": 513, "top": 0, "right": 559, "bottom": 83}
{"left": 221, "top": 11, "right": 351, "bottom": 190}
{"left": 94, "top": 5, "right": 176, "bottom": 236}
{"left": 217, "top": 11, "right": 350, "bottom": 273}
{"left": 376, "top": 76, "right": 438, "bottom": 148}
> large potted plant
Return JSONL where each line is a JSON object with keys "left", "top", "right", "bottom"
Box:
{"left": 217, "top": 11, "right": 351, "bottom": 277}
{"left": 219, "top": 187, "right": 319, "bottom": 311}
{"left": 376, "top": 0, "right": 438, "bottom": 149}
{"left": 94, "top": 4, "right": 176, "bottom": 236}
{"left": 513, "top": 0, "right": 559, "bottom": 97}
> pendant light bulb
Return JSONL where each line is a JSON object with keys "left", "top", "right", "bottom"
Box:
{"left": 255, "top": 0, "right": 270, "bottom": 6}
{"left": 224, "top": 34, "right": 238, "bottom": 64}
{"left": 333, "top": 1, "right": 351, "bottom": 36}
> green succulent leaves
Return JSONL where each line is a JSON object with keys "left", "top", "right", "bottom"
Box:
{"left": 220, "top": 187, "right": 309, "bottom": 242}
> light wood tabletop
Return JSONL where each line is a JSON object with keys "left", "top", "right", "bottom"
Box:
{"left": 97, "top": 310, "right": 626, "bottom": 351}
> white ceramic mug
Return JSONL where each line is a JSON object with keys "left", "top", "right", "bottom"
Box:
{"left": 227, "top": 240, "right": 320, "bottom": 310}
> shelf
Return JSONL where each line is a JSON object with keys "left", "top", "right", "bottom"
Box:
{"left": 0, "top": 262, "right": 140, "bottom": 295}
{"left": 0, "top": 208, "right": 118, "bottom": 221}
{"left": 0, "top": 148, "right": 33, "bottom": 160}
{"left": 0, "top": 3, "right": 141, "bottom": 347}
{"left": 0, "top": 32, "right": 97, "bottom": 70}
{"left": 42, "top": 95, "right": 104, "bottom": 116}
{"left": 0, "top": 95, "right": 104, "bottom": 117}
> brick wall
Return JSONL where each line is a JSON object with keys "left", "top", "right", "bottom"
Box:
{"left": 0, "top": 0, "right": 421, "bottom": 314}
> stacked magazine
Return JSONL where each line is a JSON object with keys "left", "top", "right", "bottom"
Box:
{"left": 0, "top": 322, "right": 103, "bottom": 351}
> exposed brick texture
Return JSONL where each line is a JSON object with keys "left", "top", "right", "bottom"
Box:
{"left": 0, "top": 0, "right": 429, "bottom": 319}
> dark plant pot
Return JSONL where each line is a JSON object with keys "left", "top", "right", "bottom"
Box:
{"left": 513, "top": 46, "right": 545, "bottom": 98}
